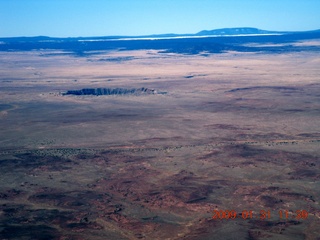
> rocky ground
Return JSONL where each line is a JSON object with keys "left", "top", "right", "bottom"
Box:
{"left": 0, "top": 45, "right": 320, "bottom": 239}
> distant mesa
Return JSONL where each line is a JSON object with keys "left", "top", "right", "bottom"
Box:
{"left": 196, "top": 27, "right": 280, "bottom": 36}
{"left": 1, "top": 27, "right": 320, "bottom": 56}
{"left": 62, "top": 87, "right": 166, "bottom": 96}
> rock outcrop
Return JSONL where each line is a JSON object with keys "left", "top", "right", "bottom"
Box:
{"left": 63, "top": 87, "right": 165, "bottom": 96}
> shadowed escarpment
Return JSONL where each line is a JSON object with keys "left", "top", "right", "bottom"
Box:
{"left": 226, "top": 86, "right": 299, "bottom": 93}
{"left": 63, "top": 87, "right": 166, "bottom": 96}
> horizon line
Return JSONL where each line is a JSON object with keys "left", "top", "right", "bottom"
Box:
{"left": 1, "top": 27, "right": 320, "bottom": 39}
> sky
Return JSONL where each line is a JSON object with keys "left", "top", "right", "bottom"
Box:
{"left": 0, "top": 0, "right": 319, "bottom": 37}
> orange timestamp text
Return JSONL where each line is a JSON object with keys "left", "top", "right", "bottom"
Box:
{"left": 212, "top": 209, "right": 308, "bottom": 220}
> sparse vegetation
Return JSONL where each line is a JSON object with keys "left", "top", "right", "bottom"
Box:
{"left": 0, "top": 37, "right": 319, "bottom": 239}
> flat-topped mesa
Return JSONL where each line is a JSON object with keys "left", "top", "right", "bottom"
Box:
{"left": 63, "top": 87, "right": 166, "bottom": 96}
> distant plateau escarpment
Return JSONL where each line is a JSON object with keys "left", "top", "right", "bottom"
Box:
{"left": 62, "top": 87, "right": 166, "bottom": 96}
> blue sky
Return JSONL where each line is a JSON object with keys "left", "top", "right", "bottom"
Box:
{"left": 0, "top": 0, "right": 319, "bottom": 37}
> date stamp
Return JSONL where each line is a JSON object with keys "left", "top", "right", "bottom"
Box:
{"left": 212, "top": 209, "right": 309, "bottom": 220}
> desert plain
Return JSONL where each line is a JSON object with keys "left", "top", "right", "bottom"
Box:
{"left": 0, "top": 39, "right": 320, "bottom": 239}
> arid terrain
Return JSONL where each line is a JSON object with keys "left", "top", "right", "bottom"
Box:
{"left": 0, "top": 37, "right": 320, "bottom": 239}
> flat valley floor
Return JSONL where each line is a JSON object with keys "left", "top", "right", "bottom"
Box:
{"left": 0, "top": 46, "right": 320, "bottom": 239}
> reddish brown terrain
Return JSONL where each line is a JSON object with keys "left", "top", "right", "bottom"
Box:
{"left": 0, "top": 41, "right": 320, "bottom": 239}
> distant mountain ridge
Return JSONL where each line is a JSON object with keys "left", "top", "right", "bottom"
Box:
{"left": 1, "top": 27, "right": 320, "bottom": 40}
{"left": 1, "top": 27, "right": 320, "bottom": 55}
{"left": 196, "top": 27, "right": 283, "bottom": 36}
{"left": 132, "top": 27, "right": 283, "bottom": 39}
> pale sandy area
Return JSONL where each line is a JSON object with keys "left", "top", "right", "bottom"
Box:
{"left": 0, "top": 49, "right": 319, "bottom": 239}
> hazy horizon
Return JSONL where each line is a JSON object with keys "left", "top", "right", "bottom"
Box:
{"left": 2, "top": 26, "right": 320, "bottom": 39}
{"left": 1, "top": 0, "right": 320, "bottom": 38}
